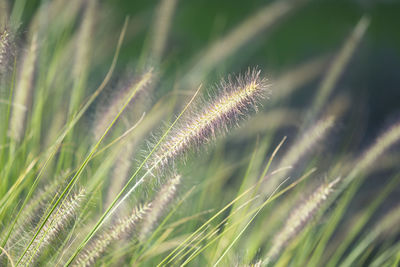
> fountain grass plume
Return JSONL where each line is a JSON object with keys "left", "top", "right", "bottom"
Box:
{"left": 73, "top": 203, "right": 152, "bottom": 267}
{"left": 148, "top": 67, "right": 270, "bottom": 172}
{"left": 139, "top": 174, "right": 181, "bottom": 241}
{"left": 93, "top": 69, "right": 154, "bottom": 140}
{"left": 265, "top": 177, "right": 341, "bottom": 263}
{"left": 20, "top": 188, "right": 85, "bottom": 266}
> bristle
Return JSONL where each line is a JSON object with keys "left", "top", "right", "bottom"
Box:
{"left": 148, "top": 68, "right": 269, "bottom": 172}
{"left": 73, "top": 203, "right": 152, "bottom": 267}
{"left": 265, "top": 177, "right": 341, "bottom": 262}
{"left": 139, "top": 174, "right": 181, "bottom": 241}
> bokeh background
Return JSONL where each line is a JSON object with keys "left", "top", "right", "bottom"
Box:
{"left": 17, "top": 0, "right": 400, "bottom": 133}
{"left": 2, "top": 0, "right": 400, "bottom": 265}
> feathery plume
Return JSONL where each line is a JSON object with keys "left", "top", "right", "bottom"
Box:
{"left": 93, "top": 69, "right": 153, "bottom": 140}
{"left": 265, "top": 177, "right": 341, "bottom": 263}
{"left": 279, "top": 116, "right": 335, "bottom": 170}
{"left": 263, "top": 116, "right": 335, "bottom": 195}
{"left": 272, "top": 56, "right": 327, "bottom": 103}
{"left": 73, "top": 203, "right": 152, "bottom": 267}
{"left": 69, "top": 0, "right": 96, "bottom": 115}
{"left": 148, "top": 68, "right": 269, "bottom": 172}
{"left": 347, "top": 122, "right": 400, "bottom": 184}
{"left": 20, "top": 189, "right": 85, "bottom": 265}
{"left": 9, "top": 33, "right": 38, "bottom": 142}
{"left": 307, "top": 16, "right": 370, "bottom": 123}
{"left": 9, "top": 173, "right": 67, "bottom": 246}
{"left": 149, "top": 0, "right": 178, "bottom": 64}
{"left": 139, "top": 174, "right": 181, "bottom": 241}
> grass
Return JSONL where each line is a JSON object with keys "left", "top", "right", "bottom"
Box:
{"left": 0, "top": 0, "right": 399, "bottom": 266}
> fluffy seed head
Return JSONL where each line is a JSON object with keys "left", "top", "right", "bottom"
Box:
{"left": 74, "top": 203, "right": 152, "bottom": 267}
{"left": 20, "top": 189, "right": 85, "bottom": 265}
{"left": 265, "top": 177, "right": 341, "bottom": 262}
{"left": 148, "top": 67, "right": 269, "bottom": 172}
{"left": 93, "top": 69, "right": 153, "bottom": 140}
{"left": 139, "top": 174, "right": 181, "bottom": 240}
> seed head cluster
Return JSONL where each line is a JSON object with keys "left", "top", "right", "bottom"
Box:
{"left": 148, "top": 68, "right": 269, "bottom": 171}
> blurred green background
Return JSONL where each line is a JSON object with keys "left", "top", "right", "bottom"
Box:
{"left": 16, "top": 0, "right": 400, "bottom": 143}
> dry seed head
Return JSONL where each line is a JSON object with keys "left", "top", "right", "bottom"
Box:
{"left": 139, "top": 174, "right": 181, "bottom": 240}
{"left": 265, "top": 177, "right": 341, "bottom": 262}
{"left": 148, "top": 67, "right": 269, "bottom": 172}
{"left": 74, "top": 203, "right": 152, "bottom": 267}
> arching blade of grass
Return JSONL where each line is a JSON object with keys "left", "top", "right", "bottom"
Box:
{"left": 157, "top": 182, "right": 260, "bottom": 266}
{"left": 210, "top": 135, "right": 287, "bottom": 261}
{"left": 175, "top": 196, "right": 260, "bottom": 265}
{"left": 212, "top": 169, "right": 316, "bottom": 266}
{"left": 183, "top": 169, "right": 315, "bottom": 266}
{"left": 304, "top": 15, "right": 370, "bottom": 125}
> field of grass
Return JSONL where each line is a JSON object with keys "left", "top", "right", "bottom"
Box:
{"left": 0, "top": 0, "right": 400, "bottom": 266}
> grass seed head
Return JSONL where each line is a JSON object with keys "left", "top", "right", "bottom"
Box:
{"left": 148, "top": 67, "right": 270, "bottom": 172}
{"left": 74, "top": 203, "right": 152, "bottom": 267}
{"left": 139, "top": 174, "right": 181, "bottom": 241}
{"left": 265, "top": 177, "right": 341, "bottom": 262}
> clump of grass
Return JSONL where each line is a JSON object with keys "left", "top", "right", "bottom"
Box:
{"left": 0, "top": 1, "right": 399, "bottom": 267}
